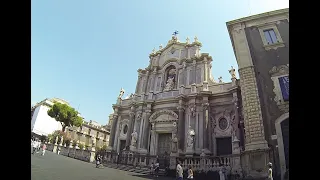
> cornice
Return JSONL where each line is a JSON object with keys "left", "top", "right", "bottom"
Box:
{"left": 226, "top": 8, "right": 289, "bottom": 26}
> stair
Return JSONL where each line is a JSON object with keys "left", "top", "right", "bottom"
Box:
{"left": 102, "top": 163, "right": 167, "bottom": 176}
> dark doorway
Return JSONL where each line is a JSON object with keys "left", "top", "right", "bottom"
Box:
{"left": 119, "top": 140, "right": 126, "bottom": 151}
{"left": 281, "top": 119, "right": 289, "bottom": 169}
{"left": 216, "top": 137, "right": 232, "bottom": 156}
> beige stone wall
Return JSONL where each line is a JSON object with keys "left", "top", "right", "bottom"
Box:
{"left": 239, "top": 66, "right": 265, "bottom": 146}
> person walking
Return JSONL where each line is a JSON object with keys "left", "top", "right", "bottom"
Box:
{"left": 41, "top": 143, "right": 46, "bottom": 156}
{"left": 154, "top": 158, "right": 160, "bottom": 177}
{"left": 267, "top": 162, "right": 273, "bottom": 180}
{"left": 176, "top": 160, "right": 183, "bottom": 180}
{"left": 32, "top": 139, "right": 38, "bottom": 155}
{"left": 187, "top": 165, "right": 194, "bottom": 180}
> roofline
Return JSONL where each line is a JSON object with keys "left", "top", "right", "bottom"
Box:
{"left": 226, "top": 8, "right": 289, "bottom": 26}
{"left": 225, "top": 8, "right": 288, "bottom": 63}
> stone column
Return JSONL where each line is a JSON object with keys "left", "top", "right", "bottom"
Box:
{"left": 202, "top": 101, "right": 210, "bottom": 152}
{"left": 125, "top": 111, "right": 135, "bottom": 148}
{"left": 143, "top": 110, "right": 152, "bottom": 150}
{"left": 108, "top": 114, "right": 119, "bottom": 150}
{"left": 239, "top": 66, "right": 268, "bottom": 150}
{"left": 177, "top": 101, "right": 185, "bottom": 151}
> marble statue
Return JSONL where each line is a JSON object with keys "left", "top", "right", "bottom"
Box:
{"left": 229, "top": 66, "right": 237, "bottom": 79}
{"left": 131, "top": 131, "right": 138, "bottom": 147}
{"left": 187, "top": 126, "right": 195, "bottom": 148}
{"left": 163, "top": 77, "right": 175, "bottom": 91}
{"left": 186, "top": 37, "right": 190, "bottom": 44}
{"left": 171, "top": 134, "right": 178, "bottom": 152}
{"left": 118, "top": 88, "right": 125, "bottom": 99}
{"left": 194, "top": 36, "right": 199, "bottom": 43}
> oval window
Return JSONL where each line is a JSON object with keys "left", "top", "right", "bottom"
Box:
{"left": 218, "top": 118, "right": 228, "bottom": 130}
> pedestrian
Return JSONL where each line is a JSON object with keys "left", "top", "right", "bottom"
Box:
{"left": 36, "top": 140, "right": 41, "bottom": 153}
{"left": 150, "top": 162, "right": 154, "bottom": 175}
{"left": 187, "top": 165, "right": 194, "bottom": 179}
{"left": 154, "top": 158, "right": 160, "bottom": 177}
{"left": 57, "top": 147, "right": 61, "bottom": 155}
{"left": 96, "top": 154, "right": 102, "bottom": 168}
{"left": 42, "top": 143, "right": 46, "bottom": 156}
{"left": 176, "top": 160, "right": 183, "bottom": 180}
{"left": 32, "top": 139, "right": 37, "bottom": 155}
{"left": 267, "top": 162, "right": 273, "bottom": 180}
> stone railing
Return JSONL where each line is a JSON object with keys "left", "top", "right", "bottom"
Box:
{"left": 46, "top": 142, "right": 95, "bottom": 163}
{"left": 179, "top": 155, "right": 237, "bottom": 173}
{"left": 102, "top": 151, "right": 240, "bottom": 174}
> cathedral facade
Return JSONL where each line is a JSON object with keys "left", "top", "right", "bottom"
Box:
{"left": 108, "top": 35, "right": 243, "bottom": 160}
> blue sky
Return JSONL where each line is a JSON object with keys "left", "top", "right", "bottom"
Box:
{"left": 31, "top": 0, "right": 289, "bottom": 125}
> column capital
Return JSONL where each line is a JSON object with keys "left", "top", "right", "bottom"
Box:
{"left": 129, "top": 112, "right": 135, "bottom": 118}
{"left": 177, "top": 105, "right": 185, "bottom": 111}
{"left": 202, "top": 102, "right": 209, "bottom": 110}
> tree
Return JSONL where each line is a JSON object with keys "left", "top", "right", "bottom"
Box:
{"left": 47, "top": 102, "right": 83, "bottom": 132}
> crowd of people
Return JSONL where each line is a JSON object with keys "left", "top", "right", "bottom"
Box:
{"left": 31, "top": 137, "right": 46, "bottom": 156}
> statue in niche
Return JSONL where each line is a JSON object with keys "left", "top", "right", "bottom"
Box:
{"left": 163, "top": 69, "right": 176, "bottom": 91}
{"left": 187, "top": 126, "right": 195, "bottom": 148}
{"left": 171, "top": 122, "right": 178, "bottom": 152}
{"left": 131, "top": 131, "right": 138, "bottom": 147}
{"left": 171, "top": 133, "right": 178, "bottom": 152}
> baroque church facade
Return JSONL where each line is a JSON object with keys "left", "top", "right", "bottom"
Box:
{"left": 107, "top": 8, "right": 288, "bottom": 179}
{"left": 108, "top": 35, "right": 243, "bottom": 159}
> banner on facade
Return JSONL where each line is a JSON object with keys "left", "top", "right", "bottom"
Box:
{"left": 278, "top": 76, "right": 289, "bottom": 101}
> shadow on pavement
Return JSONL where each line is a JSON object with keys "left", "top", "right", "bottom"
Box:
{"left": 130, "top": 174, "right": 175, "bottom": 180}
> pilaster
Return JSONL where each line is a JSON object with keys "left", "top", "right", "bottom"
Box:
{"left": 125, "top": 111, "right": 136, "bottom": 148}
{"left": 177, "top": 100, "right": 185, "bottom": 152}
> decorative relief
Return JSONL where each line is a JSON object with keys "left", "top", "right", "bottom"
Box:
{"left": 269, "top": 65, "right": 289, "bottom": 107}
{"left": 210, "top": 109, "right": 234, "bottom": 137}
{"left": 136, "top": 111, "right": 142, "bottom": 121}
{"left": 189, "top": 104, "right": 196, "bottom": 117}
{"left": 269, "top": 65, "right": 289, "bottom": 77}
{"left": 149, "top": 110, "right": 179, "bottom": 122}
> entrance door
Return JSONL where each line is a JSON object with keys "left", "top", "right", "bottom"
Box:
{"left": 281, "top": 119, "right": 289, "bottom": 169}
{"left": 157, "top": 133, "right": 172, "bottom": 155}
{"left": 216, "top": 137, "right": 232, "bottom": 156}
{"left": 119, "top": 140, "right": 126, "bottom": 151}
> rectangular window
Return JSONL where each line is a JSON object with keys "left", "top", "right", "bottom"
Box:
{"left": 278, "top": 76, "right": 289, "bottom": 101}
{"left": 263, "top": 29, "right": 278, "bottom": 44}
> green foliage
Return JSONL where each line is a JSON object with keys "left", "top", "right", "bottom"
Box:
{"left": 72, "top": 141, "right": 77, "bottom": 147}
{"left": 48, "top": 130, "right": 71, "bottom": 144}
{"left": 47, "top": 102, "right": 83, "bottom": 132}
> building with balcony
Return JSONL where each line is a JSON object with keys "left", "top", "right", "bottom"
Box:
{"left": 66, "top": 120, "right": 110, "bottom": 148}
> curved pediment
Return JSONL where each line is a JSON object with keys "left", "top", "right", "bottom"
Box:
{"left": 149, "top": 109, "right": 178, "bottom": 123}
{"left": 149, "top": 36, "right": 202, "bottom": 69}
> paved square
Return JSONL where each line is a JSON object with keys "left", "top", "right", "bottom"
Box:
{"left": 31, "top": 151, "right": 174, "bottom": 180}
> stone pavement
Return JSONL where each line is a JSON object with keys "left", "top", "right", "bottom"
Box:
{"left": 31, "top": 151, "right": 174, "bottom": 180}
